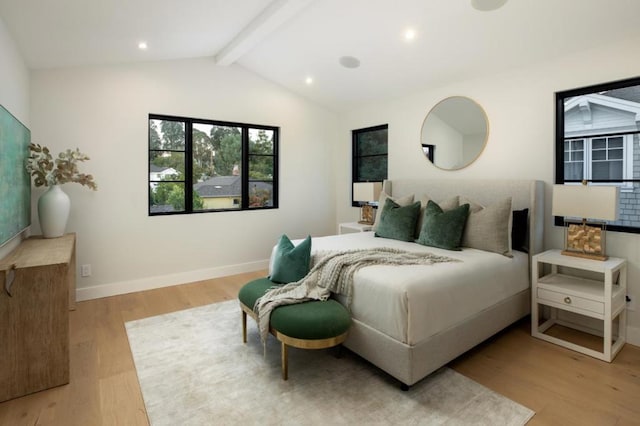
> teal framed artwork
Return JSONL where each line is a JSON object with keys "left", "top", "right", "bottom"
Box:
{"left": 0, "top": 104, "right": 31, "bottom": 247}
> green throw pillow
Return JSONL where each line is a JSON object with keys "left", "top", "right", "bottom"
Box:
{"left": 375, "top": 198, "right": 422, "bottom": 242}
{"left": 416, "top": 201, "right": 470, "bottom": 250}
{"left": 270, "top": 234, "right": 311, "bottom": 284}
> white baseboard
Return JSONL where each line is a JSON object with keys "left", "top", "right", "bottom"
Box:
{"left": 627, "top": 325, "right": 640, "bottom": 347}
{"left": 75, "top": 259, "right": 270, "bottom": 302}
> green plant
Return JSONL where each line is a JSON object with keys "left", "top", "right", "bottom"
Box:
{"left": 26, "top": 143, "right": 97, "bottom": 190}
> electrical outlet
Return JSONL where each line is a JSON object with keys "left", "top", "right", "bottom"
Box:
{"left": 81, "top": 264, "right": 92, "bottom": 277}
{"left": 627, "top": 296, "right": 636, "bottom": 312}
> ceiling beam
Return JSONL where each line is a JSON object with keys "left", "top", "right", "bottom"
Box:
{"left": 215, "top": 0, "right": 314, "bottom": 66}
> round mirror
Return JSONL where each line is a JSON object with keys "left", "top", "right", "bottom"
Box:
{"left": 421, "top": 96, "right": 489, "bottom": 170}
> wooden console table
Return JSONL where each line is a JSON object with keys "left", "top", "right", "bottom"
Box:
{"left": 0, "top": 233, "right": 76, "bottom": 402}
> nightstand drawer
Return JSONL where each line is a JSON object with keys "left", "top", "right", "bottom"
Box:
{"left": 537, "top": 287, "right": 604, "bottom": 315}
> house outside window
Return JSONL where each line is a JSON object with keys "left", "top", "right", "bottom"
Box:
{"left": 352, "top": 124, "right": 388, "bottom": 206}
{"left": 148, "top": 114, "right": 278, "bottom": 215}
{"left": 556, "top": 77, "right": 640, "bottom": 231}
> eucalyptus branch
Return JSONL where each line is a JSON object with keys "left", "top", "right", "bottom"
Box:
{"left": 26, "top": 143, "right": 98, "bottom": 190}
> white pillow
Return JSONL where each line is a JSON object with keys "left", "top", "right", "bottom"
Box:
{"left": 460, "top": 196, "right": 513, "bottom": 257}
{"left": 372, "top": 192, "right": 414, "bottom": 231}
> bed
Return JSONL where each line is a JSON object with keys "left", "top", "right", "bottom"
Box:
{"left": 275, "top": 179, "right": 544, "bottom": 388}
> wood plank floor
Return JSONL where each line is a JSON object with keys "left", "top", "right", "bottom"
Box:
{"left": 0, "top": 269, "right": 638, "bottom": 425}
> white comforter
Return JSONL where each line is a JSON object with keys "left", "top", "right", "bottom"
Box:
{"left": 271, "top": 232, "right": 529, "bottom": 346}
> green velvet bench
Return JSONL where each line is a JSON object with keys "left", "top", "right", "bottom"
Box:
{"left": 238, "top": 277, "right": 351, "bottom": 380}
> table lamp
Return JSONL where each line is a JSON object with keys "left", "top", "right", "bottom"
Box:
{"left": 552, "top": 182, "right": 619, "bottom": 261}
{"left": 353, "top": 182, "right": 382, "bottom": 225}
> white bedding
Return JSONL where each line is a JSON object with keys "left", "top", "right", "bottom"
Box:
{"left": 274, "top": 232, "right": 529, "bottom": 345}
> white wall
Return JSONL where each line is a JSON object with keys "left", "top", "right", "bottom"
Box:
{"left": 30, "top": 58, "right": 338, "bottom": 299}
{"left": 336, "top": 36, "right": 640, "bottom": 344}
{"left": 0, "top": 15, "right": 29, "bottom": 259}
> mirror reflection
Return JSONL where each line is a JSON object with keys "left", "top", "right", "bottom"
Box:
{"left": 421, "top": 96, "right": 488, "bottom": 170}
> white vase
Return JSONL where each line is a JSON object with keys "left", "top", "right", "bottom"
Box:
{"left": 38, "top": 185, "right": 71, "bottom": 238}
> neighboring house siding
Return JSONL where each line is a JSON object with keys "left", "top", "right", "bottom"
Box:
{"left": 202, "top": 197, "right": 239, "bottom": 209}
{"left": 149, "top": 166, "right": 178, "bottom": 189}
{"left": 616, "top": 135, "right": 640, "bottom": 227}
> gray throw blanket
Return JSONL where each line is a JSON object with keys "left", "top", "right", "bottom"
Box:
{"left": 254, "top": 248, "right": 458, "bottom": 343}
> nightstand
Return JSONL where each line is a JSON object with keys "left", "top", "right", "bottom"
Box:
{"left": 338, "top": 222, "right": 373, "bottom": 235}
{"left": 531, "top": 249, "right": 627, "bottom": 362}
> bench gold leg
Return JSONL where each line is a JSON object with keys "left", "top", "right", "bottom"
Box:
{"left": 241, "top": 310, "right": 247, "bottom": 344}
{"left": 281, "top": 341, "right": 288, "bottom": 380}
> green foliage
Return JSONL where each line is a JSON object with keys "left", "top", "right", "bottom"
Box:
{"left": 213, "top": 133, "right": 241, "bottom": 176}
{"left": 249, "top": 185, "right": 271, "bottom": 207}
{"left": 152, "top": 154, "right": 185, "bottom": 178}
{"left": 249, "top": 130, "right": 275, "bottom": 180}
{"left": 355, "top": 127, "right": 388, "bottom": 181}
{"left": 149, "top": 120, "right": 162, "bottom": 157}
{"left": 151, "top": 181, "right": 203, "bottom": 211}
{"left": 160, "top": 120, "right": 185, "bottom": 150}
{"left": 192, "top": 128, "right": 214, "bottom": 182}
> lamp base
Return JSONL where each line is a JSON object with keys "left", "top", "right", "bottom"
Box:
{"left": 358, "top": 205, "right": 375, "bottom": 225}
{"left": 561, "top": 219, "right": 608, "bottom": 261}
{"left": 560, "top": 250, "right": 608, "bottom": 261}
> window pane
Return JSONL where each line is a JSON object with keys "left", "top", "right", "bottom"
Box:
{"left": 592, "top": 138, "right": 605, "bottom": 149}
{"left": 249, "top": 129, "right": 274, "bottom": 155}
{"left": 193, "top": 123, "right": 242, "bottom": 179}
{"left": 571, "top": 139, "right": 584, "bottom": 150}
{"left": 592, "top": 161, "right": 622, "bottom": 180}
{"left": 150, "top": 119, "right": 185, "bottom": 151}
{"left": 592, "top": 150, "right": 606, "bottom": 160}
{"left": 193, "top": 175, "right": 242, "bottom": 211}
{"left": 574, "top": 151, "right": 583, "bottom": 161}
{"left": 149, "top": 151, "right": 185, "bottom": 182}
{"left": 357, "top": 155, "right": 388, "bottom": 181}
{"left": 192, "top": 125, "right": 215, "bottom": 183}
{"left": 609, "top": 148, "right": 623, "bottom": 160}
{"left": 564, "top": 162, "right": 583, "bottom": 180}
{"left": 608, "top": 137, "right": 623, "bottom": 148}
{"left": 249, "top": 155, "right": 274, "bottom": 179}
{"left": 248, "top": 181, "right": 273, "bottom": 208}
{"left": 150, "top": 182, "right": 185, "bottom": 213}
{"left": 357, "top": 129, "right": 388, "bottom": 156}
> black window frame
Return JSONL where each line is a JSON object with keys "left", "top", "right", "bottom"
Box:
{"left": 148, "top": 113, "right": 279, "bottom": 216}
{"left": 351, "top": 124, "right": 388, "bottom": 207}
{"left": 555, "top": 75, "right": 640, "bottom": 234}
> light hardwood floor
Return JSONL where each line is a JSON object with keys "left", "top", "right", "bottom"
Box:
{"left": 0, "top": 270, "right": 638, "bottom": 425}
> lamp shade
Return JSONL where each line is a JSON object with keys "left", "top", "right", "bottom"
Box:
{"left": 353, "top": 182, "right": 382, "bottom": 203}
{"left": 552, "top": 184, "right": 619, "bottom": 221}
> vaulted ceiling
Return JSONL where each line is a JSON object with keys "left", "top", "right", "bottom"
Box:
{"left": 1, "top": 0, "right": 640, "bottom": 111}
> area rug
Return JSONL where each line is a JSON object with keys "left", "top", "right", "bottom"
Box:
{"left": 125, "top": 300, "right": 534, "bottom": 425}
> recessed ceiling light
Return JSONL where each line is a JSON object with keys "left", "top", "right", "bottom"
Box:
{"left": 339, "top": 56, "right": 360, "bottom": 69}
{"left": 471, "top": 0, "right": 507, "bottom": 11}
{"left": 138, "top": 41, "right": 148, "bottom": 50}
{"left": 404, "top": 28, "right": 417, "bottom": 41}
{"left": 305, "top": 76, "right": 313, "bottom": 85}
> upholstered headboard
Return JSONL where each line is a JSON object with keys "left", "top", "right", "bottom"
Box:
{"left": 382, "top": 179, "right": 544, "bottom": 256}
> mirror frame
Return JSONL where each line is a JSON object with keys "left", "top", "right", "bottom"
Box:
{"left": 420, "top": 96, "right": 489, "bottom": 170}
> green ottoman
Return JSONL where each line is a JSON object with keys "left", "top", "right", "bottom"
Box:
{"left": 238, "top": 278, "right": 351, "bottom": 380}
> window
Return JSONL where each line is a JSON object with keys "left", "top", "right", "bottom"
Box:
{"left": 149, "top": 114, "right": 278, "bottom": 215}
{"left": 352, "top": 124, "right": 388, "bottom": 206}
{"left": 555, "top": 76, "right": 640, "bottom": 232}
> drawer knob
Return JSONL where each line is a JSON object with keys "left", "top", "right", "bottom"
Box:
{"left": 564, "top": 296, "right": 572, "bottom": 304}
